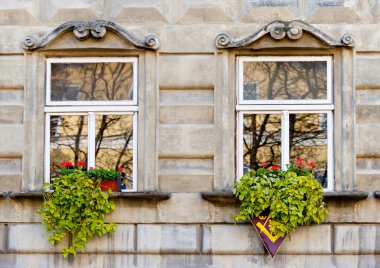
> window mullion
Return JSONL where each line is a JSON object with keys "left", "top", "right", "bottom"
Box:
{"left": 88, "top": 112, "right": 96, "bottom": 169}
{"left": 281, "top": 111, "right": 290, "bottom": 170}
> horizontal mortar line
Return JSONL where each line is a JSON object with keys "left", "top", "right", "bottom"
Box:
{"left": 158, "top": 173, "right": 214, "bottom": 176}
{"left": 0, "top": 86, "right": 24, "bottom": 90}
{"left": 356, "top": 52, "right": 380, "bottom": 57}
{"left": 356, "top": 170, "right": 380, "bottom": 175}
{"left": 159, "top": 123, "right": 214, "bottom": 127}
{"left": 158, "top": 155, "right": 214, "bottom": 160}
{"left": 0, "top": 53, "right": 24, "bottom": 56}
{"left": 159, "top": 86, "right": 214, "bottom": 90}
{"left": 356, "top": 85, "right": 380, "bottom": 90}
{"left": 159, "top": 103, "right": 214, "bottom": 106}
{"left": 0, "top": 153, "right": 22, "bottom": 159}
{"left": 158, "top": 52, "right": 215, "bottom": 56}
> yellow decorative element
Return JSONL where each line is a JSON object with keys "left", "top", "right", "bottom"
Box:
{"left": 259, "top": 216, "right": 267, "bottom": 220}
{"left": 255, "top": 222, "right": 280, "bottom": 243}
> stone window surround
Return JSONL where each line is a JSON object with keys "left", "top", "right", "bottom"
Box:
{"left": 213, "top": 20, "right": 356, "bottom": 192}
{"left": 22, "top": 21, "right": 160, "bottom": 193}
{"left": 44, "top": 57, "right": 139, "bottom": 191}
{"left": 236, "top": 55, "right": 334, "bottom": 190}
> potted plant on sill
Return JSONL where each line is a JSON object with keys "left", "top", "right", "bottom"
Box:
{"left": 37, "top": 161, "right": 117, "bottom": 257}
{"left": 233, "top": 158, "right": 328, "bottom": 257}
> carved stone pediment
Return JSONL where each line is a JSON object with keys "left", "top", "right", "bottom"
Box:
{"left": 215, "top": 20, "right": 354, "bottom": 49}
{"left": 23, "top": 20, "right": 160, "bottom": 51}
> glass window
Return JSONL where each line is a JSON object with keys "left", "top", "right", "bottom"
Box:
{"left": 237, "top": 56, "right": 333, "bottom": 190}
{"left": 45, "top": 58, "right": 138, "bottom": 192}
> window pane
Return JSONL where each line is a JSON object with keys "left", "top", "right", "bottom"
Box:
{"left": 50, "top": 62, "right": 134, "bottom": 102}
{"left": 243, "top": 114, "right": 281, "bottom": 173}
{"left": 50, "top": 115, "right": 88, "bottom": 178}
{"left": 289, "top": 113, "right": 328, "bottom": 187}
{"left": 243, "top": 61, "right": 327, "bottom": 101}
{"left": 95, "top": 114, "right": 134, "bottom": 190}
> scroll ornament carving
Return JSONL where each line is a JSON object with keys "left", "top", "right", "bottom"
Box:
{"left": 215, "top": 20, "right": 354, "bottom": 49}
{"left": 23, "top": 20, "right": 160, "bottom": 51}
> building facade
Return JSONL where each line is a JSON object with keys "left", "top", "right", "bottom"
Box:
{"left": 0, "top": 1, "right": 379, "bottom": 267}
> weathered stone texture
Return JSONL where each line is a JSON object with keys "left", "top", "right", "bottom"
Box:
{"left": 8, "top": 224, "right": 69, "bottom": 253}
{"left": 42, "top": 0, "right": 103, "bottom": 23}
{"left": 137, "top": 224, "right": 199, "bottom": 253}
{"left": 159, "top": 55, "right": 214, "bottom": 88}
{"left": 85, "top": 224, "right": 135, "bottom": 253}
{"left": 158, "top": 124, "right": 214, "bottom": 157}
{"left": 158, "top": 175, "right": 213, "bottom": 192}
{"left": 0, "top": 254, "right": 380, "bottom": 268}
{"left": 159, "top": 105, "right": 214, "bottom": 124}
{"left": 0, "top": 125, "right": 24, "bottom": 154}
{"left": 281, "top": 225, "right": 331, "bottom": 254}
{"left": 0, "top": 89, "right": 23, "bottom": 104}
{"left": 160, "top": 89, "right": 214, "bottom": 105}
{"left": 113, "top": 7, "right": 168, "bottom": 24}
{"left": 0, "top": 56, "right": 25, "bottom": 87}
{"left": 202, "top": 224, "right": 265, "bottom": 254}
{"left": 356, "top": 57, "right": 380, "bottom": 88}
{"left": 335, "top": 225, "right": 380, "bottom": 254}
{"left": 157, "top": 193, "right": 213, "bottom": 223}
{"left": 0, "top": 106, "right": 23, "bottom": 124}
{"left": 0, "top": 224, "right": 6, "bottom": 253}
{"left": 158, "top": 158, "right": 214, "bottom": 192}
{"left": 356, "top": 126, "right": 380, "bottom": 156}
{"left": 243, "top": 7, "right": 295, "bottom": 22}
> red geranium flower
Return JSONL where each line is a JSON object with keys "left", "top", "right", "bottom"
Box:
{"left": 61, "top": 161, "right": 73, "bottom": 168}
{"left": 297, "top": 157, "right": 303, "bottom": 166}
{"left": 89, "top": 167, "right": 94, "bottom": 170}
{"left": 272, "top": 165, "right": 278, "bottom": 171}
{"left": 306, "top": 161, "right": 314, "bottom": 167}
{"left": 118, "top": 167, "right": 124, "bottom": 172}
{"left": 260, "top": 162, "right": 268, "bottom": 167}
{"left": 76, "top": 160, "right": 86, "bottom": 167}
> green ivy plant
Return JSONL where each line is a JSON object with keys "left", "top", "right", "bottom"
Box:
{"left": 37, "top": 170, "right": 117, "bottom": 257}
{"left": 233, "top": 159, "right": 328, "bottom": 237}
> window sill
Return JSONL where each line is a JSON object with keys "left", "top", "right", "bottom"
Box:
{"left": 374, "top": 191, "right": 380, "bottom": 198}
{"left": 0, "top": 191, "right": 172, "bottom": 202}
{"left": 201, "top": 190, "right": 370, "bottom": 206}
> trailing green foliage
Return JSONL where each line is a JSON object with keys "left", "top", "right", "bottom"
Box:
{"left": 37, "top": 170, "right": 117, "bottom": 257}
{"left": 233, "top": 163, "right": 328, "bottom": 237}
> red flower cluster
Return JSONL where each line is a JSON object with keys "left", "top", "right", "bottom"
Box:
{"left": 76, "top": 160, "right": 86, "bottom": 167}
{"left": 271, "top": 165, "right": 278, "bottom": 171}
{"left": 61, "top": 161, "right": 73, "bottom": 168}
{"left": 306, "top": 161, "right": 314, "bottom": 167}
{"left": 118, "top": 167, "right": 124, "bottom": 172}
{"left": 260, "top": 162, "right": 268, "bottom": 167}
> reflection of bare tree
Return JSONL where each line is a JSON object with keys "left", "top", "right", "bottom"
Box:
{"left": 50, "top": 61, "right": 135, "bottom": 184}
{"left": 94, "top": 115, "right": 133, "bottom": 175}
{"left": 242, "top": 61, "right": 329, "bottom": 186}
{"left": 51, "top": 62, "right": 133, "bottom": 101}
{"left": 243, "top": 114, "right": 281, "bottom": 170}
{"left": 50, "top": 115, "right": 88, "bottom": 167}
{"left": 244, "top": 61, "right": 327, "bottom": 100}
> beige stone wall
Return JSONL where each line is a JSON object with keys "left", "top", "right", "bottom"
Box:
{"left": 0, "top": 0, "right": 379, "bottom": 267}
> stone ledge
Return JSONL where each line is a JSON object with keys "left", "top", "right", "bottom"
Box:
{"left": 201, "top": 191, "right": 370, "bottom": 205}
{"left": 1, "top": 191, "right": 171, "bottom": 202}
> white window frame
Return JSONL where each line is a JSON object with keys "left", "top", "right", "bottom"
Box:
{"left": 44, "top": 57, "right": 138, "bottom": 192}
{"left": 46, "top": 57, "right": 138, "bottom": 106}
{"left": 236, "top": 56, "right": 334, "bottom": 191}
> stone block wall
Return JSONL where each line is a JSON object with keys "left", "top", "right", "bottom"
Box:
{"left": 0, "top": 0, "right": 379, "bottom": 267}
